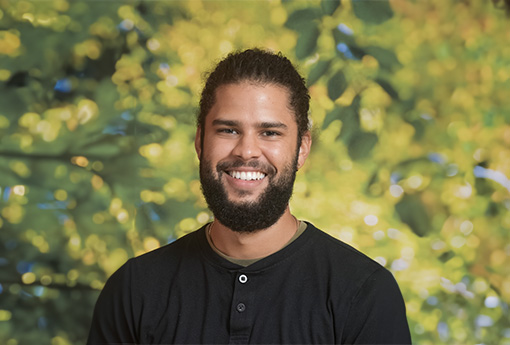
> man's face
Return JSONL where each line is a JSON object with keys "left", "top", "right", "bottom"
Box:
{"left": 195, "top": 82, "right": 311, "bottom": 232}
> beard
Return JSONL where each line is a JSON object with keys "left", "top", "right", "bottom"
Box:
{"left": 199, "top": 154, "right": 298, "bottom": 233}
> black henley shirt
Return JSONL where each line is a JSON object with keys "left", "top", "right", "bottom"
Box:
{"left": 87, "top": 222, "right": 411, "bottom": 344}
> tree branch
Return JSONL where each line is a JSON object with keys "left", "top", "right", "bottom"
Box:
{"left": 1, "top": 280, "right": 101, "bottom": 291}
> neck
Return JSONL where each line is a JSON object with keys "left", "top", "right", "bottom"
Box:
{"left": 210, "top": 206, "right": 298, "bottom": 260}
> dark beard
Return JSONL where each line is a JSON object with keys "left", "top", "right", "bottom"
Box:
{"left": 199, "top": 156, "right": 298, "bottom": 233}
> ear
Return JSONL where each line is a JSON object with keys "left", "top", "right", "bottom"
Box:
{"left": 195, "top": 126, "right": 202, "bottom": 160}
{"left": 297, "top": 131, "right": 312, "bottom": 170}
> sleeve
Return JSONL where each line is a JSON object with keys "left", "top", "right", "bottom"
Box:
{"left": 87, "top": 260, "right": 140, "bottom": 345}
{"left": 342, "top": 267, "right": 412, "bottom": 345}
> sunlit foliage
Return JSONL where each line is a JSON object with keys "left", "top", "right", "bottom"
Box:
{"left": 0, "top": 1, "right": 509, "bottom": 344}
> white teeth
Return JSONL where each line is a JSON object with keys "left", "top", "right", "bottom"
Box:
{"left": 228, "top": 171, "right": 265, "bottom": 181}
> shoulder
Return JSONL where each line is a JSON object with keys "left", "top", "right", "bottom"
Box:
{"left": 137, "top": 228, "right": 202, "bottom": 261}
{"left": 304, "top": 222, "right": 395, "bottom": 290}
{"left": 88, "top": 229, "right": 206, "bottom": 344}
{"left": 118, "top": 227, "right": 205, "bottom": 279}
{"left": 306, "top": 223, "right": 381, "bottom": 270}
{"left": 303, "top": 224, "right": 411, "bottom": 342}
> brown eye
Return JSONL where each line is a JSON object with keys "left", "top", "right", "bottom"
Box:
{"left": 262, "top": 131, "right": 280, "bottom": 137}
{"left": 218, "top": 128, "right": 238, "bottom": 135}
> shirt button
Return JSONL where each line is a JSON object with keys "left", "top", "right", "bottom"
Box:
{"left": 238, "top": 274, "right": 248, "bottom": 284}
{"left": 236, "top": 303, "right": 246, "bottom": 312}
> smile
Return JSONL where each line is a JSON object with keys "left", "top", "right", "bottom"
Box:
{"left": 227, "top": 171, "right": 266, "bottom": 181}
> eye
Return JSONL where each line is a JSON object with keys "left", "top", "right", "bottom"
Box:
{"left": 262, "top": 130, "right": 281, "bottom": 137}
{"left": 218, "top": 128, "right": 238, "bottom": 135}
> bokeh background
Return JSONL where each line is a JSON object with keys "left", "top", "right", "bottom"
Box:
{"left": 1, "top": 0, "right": 510, "bottom": 344}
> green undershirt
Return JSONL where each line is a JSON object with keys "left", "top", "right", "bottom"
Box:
{"left": 206, "top": 220, "right": 307, "bottom": 267}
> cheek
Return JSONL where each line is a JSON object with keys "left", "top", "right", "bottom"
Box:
{"left": 262, "top": 147, "right": 295, "bottom": 173}
{"left": 263, "top": 140, "right": 297, "bottom": 160}
{"left": 265, "top": 147, "right": 283, "bottom": 161}
{"left": 201, "top": 145, "right": 235, "bottom": 176}
{"left": 202, "top": 137, "right": 228, "bottom": 159}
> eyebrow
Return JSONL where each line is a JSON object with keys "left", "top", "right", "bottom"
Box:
{"left": 212, "top": 119, "right": 239, "bottom": 127}
{"left": 259, "top": 122, "right": 288, "bottom": 130}
{"left": 212, "top": 119, "right": 288, "bottom": 130}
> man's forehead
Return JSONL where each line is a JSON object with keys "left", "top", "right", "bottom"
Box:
{"left": 198, "top": 81, "right": 300, "bottom": 133}
{"left": 210, "top": 82, "right": 293, "bottom": 112}
{"left": 214, "top": 80, "right": 291, "bottom": 96}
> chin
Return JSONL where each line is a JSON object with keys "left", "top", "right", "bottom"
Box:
{"left": 225, "top": 185, "right": 263, "bottom": 200}
{"left": 227, "top": 196, "right": 259, "bottom": 207}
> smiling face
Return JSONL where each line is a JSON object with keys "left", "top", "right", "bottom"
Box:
{"left": 195, "top": 82, "right": 311, "bottom": 232}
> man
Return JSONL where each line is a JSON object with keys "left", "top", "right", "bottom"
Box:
{"left": 87, "top": 49, "right": 411, "bottom": 344}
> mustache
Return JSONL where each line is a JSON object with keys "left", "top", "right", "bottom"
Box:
{"left": 216, "top": 160, "right": 276, "bottom": 175}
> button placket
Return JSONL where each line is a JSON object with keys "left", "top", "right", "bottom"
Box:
{"left": 236, "top": 274, "right": 248, "bottom": 312}
{"left": 236, "top": 302, "right": 246, "bottom": 312}
{"left": 238, "top": 274, "right": 248, "bottom": 284}
{"left": 229, "top": 272, "right": 254, "bottom": 342}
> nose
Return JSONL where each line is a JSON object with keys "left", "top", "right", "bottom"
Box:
{"left": 232, "top": 133, "right": 261, "bottom": 160}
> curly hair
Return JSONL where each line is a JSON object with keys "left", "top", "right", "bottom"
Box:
{"left": 197, "top": 49, "right": 310, "bottom": 140}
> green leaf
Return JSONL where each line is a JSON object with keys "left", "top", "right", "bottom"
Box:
{"left": 332, "top": 28, "right": 367, "bottom": 60}
{"left": 347, "top": 131, "right": 378, "bottom": 160}
{"left": 322, "top": 107, "right": 343, "bottom": 130}
{"left": 336, "top": 95, "right": 361, "bottom": 142}
{"left": 0, "top": 88, "right": 27, "bottom": 121}
{"left": 365, "top": 46, "right": 401, "bottom": 70}
{"left": 321, "top": 0, "right": 341, "bottom": 15}
{"left": 295, "top": 24, "right": 320, "bottom": 60}
{"left": 483, "top": 110, "right": 495, "bottom": 127}
{"left": 438, "top": 251, "right": 455, "bottom": 263}
{"left": 80, "top": 140, "right": 122, "bottom": 158}
{"left": 375, "top": 78, "right": 399, "bottom": 99}
{"left": 475, "top": 176, "right": 495, "bottom": 196}
{"left": 95, "top": 80, "right": 121, "bottom": 119}
{"left": 395, "top": 194, "right": 432, "bottom": 237}
{"left": 365, "top": 170, "right": 383, "bottom": 197}
{"left": 284, "top": 8, "right": 322, "bottom": 31}
{"left": 307, "top": 59, "right": 332, "bottom": 86}
{"left": 346, "top": 43, "right": 366, "bottom": 60}
{"left": 409, "top": 119, "right": 426, "bottom": 140}
{"left": 0, "top": 163, "right": 24, "bottom": 186}
{"left": 352, "top": 0, "right": 394, "bottom": 25}
{"left": 327, "top": 70, "right": 348, "bottom": 100}
{"left": 332, "top": 28, "right": 356, "bottom": 46}
{"left": 485, "top": 201, "right": 500, "bottom": 217}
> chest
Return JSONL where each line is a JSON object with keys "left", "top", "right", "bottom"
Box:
{"left": 138, "top": 263, "right": 350, "bottom": 344}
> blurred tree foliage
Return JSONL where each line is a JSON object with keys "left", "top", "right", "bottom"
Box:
{"left": 0, "top": 0, "right": 510, "bottom": 344}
